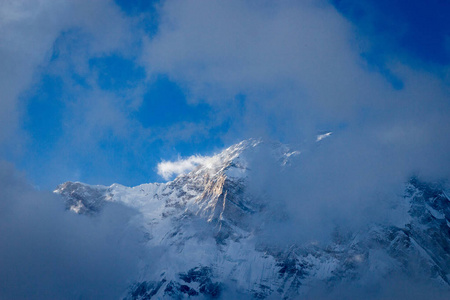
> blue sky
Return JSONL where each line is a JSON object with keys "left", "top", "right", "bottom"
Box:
{"left": 333, "top": 0, "right": 450, "bottom": 65}
{"left": 1, "top": 0, "right": 449, "bottom": 189}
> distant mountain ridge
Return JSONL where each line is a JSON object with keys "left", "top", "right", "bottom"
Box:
{"left": 55, "top": 139, "right": 450, "bottom": 299}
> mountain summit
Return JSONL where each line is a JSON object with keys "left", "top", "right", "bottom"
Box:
{"left": 55, "top": 139, "right": 450, "bottom": 299}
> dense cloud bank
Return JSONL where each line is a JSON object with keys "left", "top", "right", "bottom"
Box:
{"left": 242, "top": 133, "right": 446, "bottom": 245}
{"left": 0, "top": 161, "right": 143, "bottom": 299}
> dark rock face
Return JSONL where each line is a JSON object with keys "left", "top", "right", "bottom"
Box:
{"left": 127, "top": 267, "right": 221, "bottom": 300}
{"left": 54, "top": 181, "right": 109, "bottom": 215}
{"left": 164, "top": 267, "right": 222, "bottom": 299}
{"left": 126, "top": 280, "right": 166, "bottom": 300}
{"left": 402, "top": 178, "right": 450, "bottom": 284}
{"left": 178, "top": 267, "right": 222, "bottom": 298}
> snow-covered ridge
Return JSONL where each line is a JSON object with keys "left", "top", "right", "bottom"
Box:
{"left": 55, "top": 138, "right": 298, "bottom": 215}
{"left": 55, "top": 139, "right": 450, "bottom": 299}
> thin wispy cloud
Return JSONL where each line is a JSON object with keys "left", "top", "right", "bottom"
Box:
{"left": 157, "top": 155, "right": 208, "bottom": 180}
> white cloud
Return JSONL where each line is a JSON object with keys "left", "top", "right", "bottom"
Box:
{"left": 143, "top": 0, "right": 384, "bottom": 117}
{"left": 0, "top": 0, "right": 134, "bottom": 148}
{"left": 316, "top": 132, "right": 332, "bottom": 142}
{"left": 157, "top": 155, "right": 209, "bottom": 180}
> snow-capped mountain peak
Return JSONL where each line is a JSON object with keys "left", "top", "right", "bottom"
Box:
{"left": 55, "top": 139, "right": 450, "bottom": 299}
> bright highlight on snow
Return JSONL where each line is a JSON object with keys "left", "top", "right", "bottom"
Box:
{"left": 157, "top": 155, "right": 209, "bottom": 180}
{"left": 316, "top": 132, "right": 332, "bottom": 142}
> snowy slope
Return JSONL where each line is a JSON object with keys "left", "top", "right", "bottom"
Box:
{"left": 55, "top": 139, "right": 450, "bottom": 299}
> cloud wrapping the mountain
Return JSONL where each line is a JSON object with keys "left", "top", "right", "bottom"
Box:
{"left": 0, "top": 161, "right": 144, "bottom": 299}
{"left": 144, "top": 0, "right": 450, "bottom": 242}
{"left": 144, "top": 0, "right": 450, "bottom": 174}
{"left": 157, "top": 155, "right": 210, "bottom": 180}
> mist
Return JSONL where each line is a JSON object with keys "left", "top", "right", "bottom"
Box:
{"left": 0, "top": 161, "right": 144, "bottom": 299}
